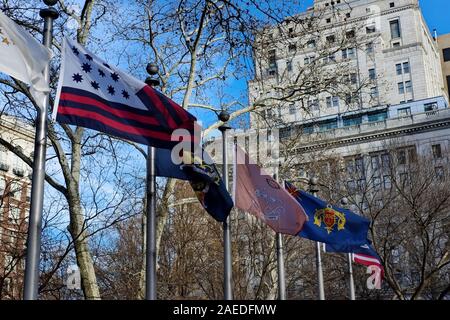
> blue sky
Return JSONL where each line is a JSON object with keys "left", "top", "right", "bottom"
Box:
{"left": 297, "top": 0, "right": 450, "bottom": 34}
{"left": 420, "top": 0, "right": 450, "bottom": 35}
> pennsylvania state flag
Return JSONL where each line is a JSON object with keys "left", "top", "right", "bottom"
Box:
{"left": 285, "top": 181, "right": 370, "bottom": 247}
{"left": 156, "top": 148, "right": 233, "bottom": 222}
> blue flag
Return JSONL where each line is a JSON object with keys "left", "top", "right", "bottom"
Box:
{"left": 285, "top": 181, "right": 370, "bottom": 247}
{"left": 155, "top": 148, "right": 233, "bottom": 222}
{"left": 325, "top": 240, "right": 381, "bottom": 259}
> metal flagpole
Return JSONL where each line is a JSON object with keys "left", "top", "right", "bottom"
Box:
{"left": 218, "top": 111, "right": 232, "bottom": 300}
{"left": 308, "top": 177, "right": 325, "bottom": 300}
{"left": 273, "top": 171, "right": 286, "bottom": 300}
{"left": 23, "top": 0, "right": 59, "bottom": 300}
{"left": 341, "top": 197, "right": 356, "bottom": 300}
{"left": 144, "top": 63, "right": 160, "bottom": 300}
{"left": 276, "top": 232, "right": 286, "bottom": 300}
{"left": 347, "top": 253, "right": 356, "bottom": 300}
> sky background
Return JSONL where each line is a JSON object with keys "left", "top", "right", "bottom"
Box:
{"left": 419, "top": 0, "right": 450, "bottom": 35}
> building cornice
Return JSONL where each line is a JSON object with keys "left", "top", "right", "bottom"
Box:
{"left": 294, "top": 117, "right": 450, "bottom": 153}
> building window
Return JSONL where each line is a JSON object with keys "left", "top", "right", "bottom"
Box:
{"left": 326, "top": 18, "right": 331, "bottom": 24}
{"left": 346, "top": 159, "right": 354, "bottom": 174}
{"left": 405, "top": 81, "right": 412, "bottom": 93}
{"left": 326, "top": 96, "right": 332, "bottom": 108}
{"left": 397, "top": 149, "right": 407, "bottom": 165}
{"left": 351, "top": 73, "right": 357, "bottom": 84}
{"left": 345, "top": 94, "right": 352, "bottom": 105}
{"left": 399, "top": 172, "right": 409, "bottom": 186}
{"left": 326, "top": 35, "right": 335, "bottom": 44}
{"left": 447, "top": 76, "right": 450, "bottom": 98}
{"left": 286, "top": 60, "right": 292, "bottom": 72}
{"left": 390, "top": 20, "right": 401, "bottom": 39}
{"left": 396, "top": 63, "right": 402, "bottom": 75}
{"left": 366, "top": 25, "right": 376, "bottom": 34}
{"left": 382, "top": 154, "right": 390, "bottom": 169}
{"left": 369, "top": 68, "right": 376, "bottom": 80}
{"left": 403, "top": 62, "right": 410, "bottom": 73}
{"left": 318, "top": 120, "right": 338, "bottom": 132}
{"left": 346, "top": 30, "right": 355, "bottom": 39}
{"left": 268, "top": 49, "right": 276, "bottom": 68}
{"left": 343, "top": 116, "right": 362, "bottom": 127}
{"left": 355, "top": 157, "right": 364, "bottom": 174}
{"left": 368, "top": 111, "right": 387, "bottom": 122}
{"left": 392, "top": 42, "right": 401, "bottom": 48}
{"left": 435, "top": 166, "right": 445, "bottom": 181}
{"left": 288, "top": 44, "right": 296, "bottom": 53}
{"left": 366, "top": 42, "right": 374, "bottom": 54}
{"left": 398, "top": 82, "right": 405, "bottom": 94}
{"left": 424, "top": 102, "right": 438, "bottom": 112}
{"left": 289, "top": 103, "right": 296, "bottom": 114}
{"left": 370, "top": 86, "right": 378, "bottom": 98}
{"left": 347, "top": 180, "right": 356, "bottom": 191}
{"left": 383, "top": 175, "right": 392, "bottom": 189}
{"left": 390, "top": 2, "right": 395, "bottom": 8}
{"left": 443, "top": 48, "right": 450, "bottom": 62}
{"left": 358, "top": 178, "right": 366, "bottom": 190}
{"left": 307, "top": 99, "right": 319, "bottom": 111}
{"left": 307, "top": 40, "right": 316, "bottom": 48}
{"left": 373, "top": 176, "right": 382, "bottom": 190}
{"left": 332, "top": 96, "right": 339, "bottom": 107}
{"left": 326, "top": 53, "right": 336, "bottom": 63}
{"left": 342, "top": 48, "right": 355, "bottom": 59}
{"left": 346, "top": 13, "right": 351, "bottom": 18}
{"left": 432, "top": 144, "right": 442, "bottom": 159}
{"left": 371, "top": 156, "right": 380, "bottom": 171}
{"left": 397, "top": 107, "right": 411, "bottom": 116}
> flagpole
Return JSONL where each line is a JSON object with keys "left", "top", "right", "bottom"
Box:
{"left": 23, "top": 0, "right": 58, "bottom": 300}
{"left": 341, "top": 197, "right": 356, "bottom": 300}
{"left": 218, "top": 111, "right": 233, "bottom": 300}
{"left": 308, "top": 177, "right": 325, "bottom": 300}
{"left": 273, "top": 171, "right": 286, "bottom": 300}
{"left": 276, "top": 232, "right": 286, "bottom": 300}
{"left": 144, "top": 63, "right": 159, "bottom": 300}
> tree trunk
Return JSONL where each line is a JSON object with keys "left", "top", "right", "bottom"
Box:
{"left": 68, "top": 200, "right": 101, "bottom": 299}
{"left": 66, "top": 129, "right": 101, "bottom": 299}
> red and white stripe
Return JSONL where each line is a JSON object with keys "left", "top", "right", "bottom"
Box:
{"left": 353, "top": 253, "right": 382, "bottom": 268}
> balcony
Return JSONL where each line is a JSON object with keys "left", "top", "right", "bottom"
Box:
{"left": 298, "top": 108, "right": 450, "bottom": 145}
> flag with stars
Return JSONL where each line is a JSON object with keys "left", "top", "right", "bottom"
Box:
{"left": 0, "top": 10, "right": 52, "bottom": 109}
{"left": 53, "top": 37, "right": 197, "bottom": 148}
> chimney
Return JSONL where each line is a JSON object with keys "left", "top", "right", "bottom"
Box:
{"left": 433, "top": 28, "right": 438, "bottom": 41}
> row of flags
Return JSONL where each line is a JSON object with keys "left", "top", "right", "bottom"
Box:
{"left": 234, "top": 148, "right": 383, "bottom": 274}
{"left": 0, "top": 8, "right": 383, "bottom": 293}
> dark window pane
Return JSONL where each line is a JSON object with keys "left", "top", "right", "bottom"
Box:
{"left": 443, "top": 48, "right": 450, "bottom": 62}
{"left": 390, "top": 20, "right": 401, "bottom": 39}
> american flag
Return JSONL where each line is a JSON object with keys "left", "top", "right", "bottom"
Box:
{"left": 53, "top": 38, "right": 196, "bottom": 148}
{"left": 352, "top": 243, "right": 384, "bottom": 278}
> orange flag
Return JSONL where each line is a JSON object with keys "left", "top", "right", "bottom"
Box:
{"left": 233, "top": 145, "right": 307, "bottom": 235}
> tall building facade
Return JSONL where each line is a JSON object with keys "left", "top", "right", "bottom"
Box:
{"left": 0, "top": 115, "right": 33, "bottom": 299}
{"left": 438, "top": 33, "right": 450, "bottom": 100}
{"left": 249, "top": 0, "right": 446, "bottom": 129}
